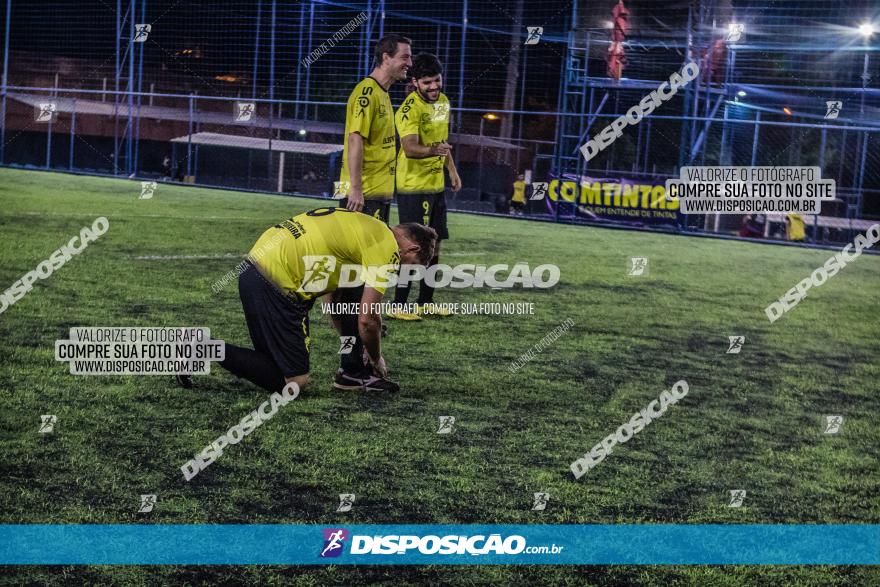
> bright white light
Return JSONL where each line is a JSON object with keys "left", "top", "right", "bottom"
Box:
{"left": 858, "top": 23, "right": 875, "bottom": 37}
{"left": 298, "top": 129, "right": 307, "bottom": 136}
{"left": 726, "top": 22, "right": 745, "bottom": 42}
{"left": 737, "top": 90, "right": 747, "bottom": 97}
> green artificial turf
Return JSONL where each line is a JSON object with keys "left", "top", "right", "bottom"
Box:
{"left": 0, "top": 167, "right": 878, "bottom": 585}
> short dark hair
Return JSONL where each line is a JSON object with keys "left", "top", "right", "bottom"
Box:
{"left": 398, "top": 223, "right": 438, "bottom": 265}
{"left": 373, "top": 34, "right": 412, "bottom": 68}
{"left": 410, "top": 53, "right": 443, "bottom": 80}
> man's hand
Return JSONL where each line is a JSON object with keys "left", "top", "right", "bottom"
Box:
{"left": 346, "top": 187, "right": 365, "bottom": 212}
{"left": 430, "top": 142, "right": 452, "bottom": 157}
{"left": 370, "top": 356, "right": 389, "bottom": 377}
{"left": 449, "top": 172, "right": 462, "bottom": 192}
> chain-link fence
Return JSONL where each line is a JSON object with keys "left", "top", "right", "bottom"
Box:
{"left": 1, "top": 0, "right": 878, "bottom": 243}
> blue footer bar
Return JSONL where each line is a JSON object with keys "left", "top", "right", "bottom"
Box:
{"left": 1, "top": 524, "right": 878, "bottom": 565}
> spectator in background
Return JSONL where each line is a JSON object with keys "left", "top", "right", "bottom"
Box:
{"left": 738, "top": 214, "right": 764, "bottom": 238}
{"left": 786, "top": 213, "right": 806, "bottom": 242}
{"left": 510, "top": 174, "right": 526, "bottom": 215}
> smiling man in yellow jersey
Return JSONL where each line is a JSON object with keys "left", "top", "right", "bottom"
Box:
{"left": 337, "top": 34, "right": 412, "bottom": 222}
{"left": 388, "top": 53, "right": 461, "bottom": 321}
{"left": 213, "top": 207, "right": 437, "bottom": 393}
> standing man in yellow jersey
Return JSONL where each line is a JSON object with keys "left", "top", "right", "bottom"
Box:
{"left": 337, "top": 34, "right": 413, "bottom": 222}
{"left": 214, "top": 207, "right": 437, "bottom": 393}
{"left": 333, "top": 35, "right": 411, "bottom": 376}
{"left": 388, "top": 54, "right": 461, "bottom": 321}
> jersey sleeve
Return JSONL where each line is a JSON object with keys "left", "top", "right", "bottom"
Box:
{"left": 395, "top": 97, "right": 420, "bottom": 138}
{"left": 346, "top": 84, "right": 375, "bottom": 138}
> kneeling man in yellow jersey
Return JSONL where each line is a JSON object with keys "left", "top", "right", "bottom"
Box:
{"left": 214, "top": 207, "right": 437, "bottom": 393}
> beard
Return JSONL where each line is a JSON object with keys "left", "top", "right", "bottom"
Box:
{"left": 417, "top": 87, "right": 440, "bottom": 103}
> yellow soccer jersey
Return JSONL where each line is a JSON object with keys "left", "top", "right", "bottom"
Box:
{"left": 249, "top": 207, "right": 400, "bottom": 301}
{"left": 339, "top": 77, "right": 396, "bottom": 200}
{"left": 395, "top": 91, "right": 450, "bottom": 194}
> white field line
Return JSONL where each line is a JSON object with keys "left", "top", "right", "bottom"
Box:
{"left": 131, "top": 253, "right": 244, "bottom": 260}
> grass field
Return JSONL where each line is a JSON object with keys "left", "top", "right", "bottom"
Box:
{"left": 1, "top": 167, "right": 878, "bottom": 585}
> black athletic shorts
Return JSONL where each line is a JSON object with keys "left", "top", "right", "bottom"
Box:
{"left": 340, "top": 198, "right": 391, "bottom": 224}
{"left": 396, "top": 191, "right": 449, "bottom": 240}
{"left": 238, "top": 259, "right": 313, "bottom": 377}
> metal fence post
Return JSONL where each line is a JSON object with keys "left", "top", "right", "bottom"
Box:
{"left": 186, "top": 93, "right": 194, "bottom": 177}
{"left": 0, "top": 0, "right": 11, "bottom": 165}
{"left": 69, "top": 98, "right": 76, "bottom": 170}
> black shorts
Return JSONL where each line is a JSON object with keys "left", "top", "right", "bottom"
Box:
{"left": 396, "top": 191, "right": 449, "bottom": 240}
{"left": 238, "top": 260, "right": 313, "bottom": 377}
{"left": 340, "top": 198, "right": 391, "bottom": 224}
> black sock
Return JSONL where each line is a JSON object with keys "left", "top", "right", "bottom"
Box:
{"left": 338, "top": 287, "right": 367, "bottom": 373}
{"left": 393, "top": 281, "right": 411, "bottom": 305}
{"left": 219, "top": 343, "right": 287, "bottom": 392}
{"left": 417, "top": 255, "right": 440, "bottom": 305}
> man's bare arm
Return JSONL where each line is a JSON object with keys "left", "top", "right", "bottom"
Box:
{"left": 400, "top": 134, "right": 451, "bottom": 159}
{"left": 347, "top": 132, "right": 365, "bottom": 211}
{"left": 445, "top": 150, "right": 462, "bottom": 192}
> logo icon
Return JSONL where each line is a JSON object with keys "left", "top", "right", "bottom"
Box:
{"left": 627, "top": 257, "right": 649, "bottom": 277}
{"left": 35, "top": 102, "right": 57, "bottom": 123}
{"left": 319, "top": 528, "right": 349, "bottom": 558}
{"left": 38, "top": 415, "right": 56, "bottom": 434}
{"left": 532, "top": 492, "right": 550, "bottom": 511}
{"left": 728, "top": 490, "right": 746, "bottom": 508}
{"left": 138, "top": 494, "right": 156, "bottom": 513}
{"left": 299, "top": 255, "right": 336, "bottom": 293}
{"left": 431, "top": 102, "right": 450, "bottom": 122}
{"left": 530, "top": 182, "right": 548, "bottom": 201}
{"left": 133, "top": 24, "right": 151, "bottom": 43}
{"left": 726, "top": 23, "right": 744, "bottom": 43}
{"left": 437, "top": 416, "right": 455, "bottom": 434}
{"left": 336, "top": 493, "right": 355, "bottom": 513}
{"left": 525, "top": 26, "right": 543, "bottom": 45}
{"left": 824, "top": 101, "right": 842, "bottom": 120}
{"left": 338, "top": 336, "right": 356, "bottom": 355}
{"left": 824, "top": 415, "right": 843, "bottom": 434}
{"left": 140, "top": 181, "right": 157, "bottom": 199}
{"left": 333, "top": 181, "right": 350, "bottom": 199}
{"left": 235, "top": 101, "right": 256, "bottom": 122}
{"left": 727, "top": 336, "right": 745, "bottom": 354}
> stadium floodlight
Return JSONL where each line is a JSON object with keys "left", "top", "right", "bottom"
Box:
{"left": 858, "top": 22, "right": 875, "bottom": 37}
